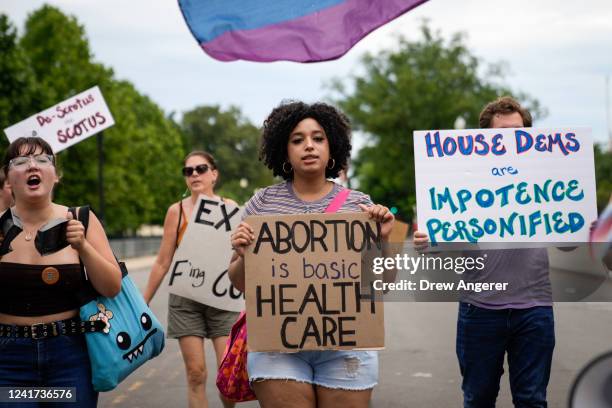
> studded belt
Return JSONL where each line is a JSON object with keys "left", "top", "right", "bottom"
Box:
{"left": 0, "top": 317, "right": 106, "bottom": 340}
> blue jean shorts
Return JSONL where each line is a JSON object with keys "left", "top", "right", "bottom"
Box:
{"left": 247, "top": 350, "right": 378, "bottom": 390}
{"left": 0, "top": 333, "right": 97, "bottom": 407}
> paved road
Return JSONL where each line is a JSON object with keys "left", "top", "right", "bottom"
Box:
{"left": 99, "top": 257, "right": 612, "bottom": 407}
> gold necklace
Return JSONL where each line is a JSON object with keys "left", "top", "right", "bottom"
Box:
{"left": 22, "top": 222, "right": 47, "bottom": 241}
{"left": 12, "top": 210, "right": 51, "bottom": 242}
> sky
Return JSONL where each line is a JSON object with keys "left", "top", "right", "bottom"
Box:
{"left": 2, "top": 0, "right": 612, "bottom": 148}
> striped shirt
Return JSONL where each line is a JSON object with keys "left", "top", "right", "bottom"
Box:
{"left": 243, "top": 181, "right": 374, "bottom": 217}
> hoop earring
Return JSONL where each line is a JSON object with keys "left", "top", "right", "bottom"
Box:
{"left": 327, "top": 158, "right": 336, "bottom": 170}
{"left": 283, "top": 162, "right": 293, "bottom": 173}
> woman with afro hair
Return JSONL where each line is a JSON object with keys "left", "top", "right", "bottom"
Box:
{"left": 229, "top": 101, "right": 394, "bottom": 408}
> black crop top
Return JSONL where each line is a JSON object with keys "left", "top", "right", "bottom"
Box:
{"left": 0, "top": 262, "right": 90, "bottom": 316}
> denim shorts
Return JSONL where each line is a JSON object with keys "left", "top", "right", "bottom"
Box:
{"left": 247, "top": 350, "right": 378, "bottom": 390}
{"left": 0, "top": 333, "right": 97, "bottom": 407}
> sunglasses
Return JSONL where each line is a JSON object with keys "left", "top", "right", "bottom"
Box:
{"left": 182, "top": 164, "right": 210, "bottom": 177}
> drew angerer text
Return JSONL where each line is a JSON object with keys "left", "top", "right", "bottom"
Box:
{"left": 373, "top": 279, "right": 508, "bottom": 293}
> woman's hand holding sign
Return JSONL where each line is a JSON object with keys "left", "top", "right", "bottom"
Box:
{"left": 229, "top": 221, "right": 255, "bottom": 292}
{"left": 359, "top": 203, "right": 397, "bottom": 286}
{"left": 358, "top": 203, "right": 395, "bottom": 241}
{"left": 231, "top": 221, "right": 255, "bottom": 257}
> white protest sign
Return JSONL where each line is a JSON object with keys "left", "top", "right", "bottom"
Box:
{"left": 414, "top": 127, "right": 597, "bottom": 246}
{"left": 166, "top": 195, "right": 244, "bottom": 312}
{"left": 3, "top": 86, "right": 115, "bottom": 153}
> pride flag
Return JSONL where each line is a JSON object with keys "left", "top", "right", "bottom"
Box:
{"left": 178, "top": 0, "right": 429, "bottom": 62}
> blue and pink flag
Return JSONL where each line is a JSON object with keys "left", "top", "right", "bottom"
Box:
{"left": 178, "top": 0, "right": 429, "bottom": 62}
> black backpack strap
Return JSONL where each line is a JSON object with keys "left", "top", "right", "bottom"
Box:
{"left": 175, "top": 200, "right": 183, "bottom": 249}
{"left": 69, "top": 206, "right": 90, "bottom": 234}
{"left": 70, "top": 206, "right": 100, "bottom": 305}
{"left": 0, "top": 209, "right": 22, "bottom": 256}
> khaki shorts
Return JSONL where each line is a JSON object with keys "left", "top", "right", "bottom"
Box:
{"left": 167, "top": 294, "right": 239, "bottom": 339}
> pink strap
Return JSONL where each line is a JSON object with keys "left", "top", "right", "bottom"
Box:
{"left": 325, "top": 189, "right": 351, "bottom": 213}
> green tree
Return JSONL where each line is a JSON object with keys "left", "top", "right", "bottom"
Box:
{"left": 594, "top": 143, "right": 612, "bottom": 212}
{"left": 12, "top": 6, "right": 185, "bottom": 234}
{"left": 181, "top": 105, "right": 274, "bottom": 203}
{"left": 92, "top": 80, "right": 185, "bottom": 233}
{"left": 0, "top": 14, "right": 39, "bottom": 148}
{"left": 331, "top": 24, "right": 544, "bottom": 221}
{"left": 19, "top": 5, "right": 111, "bottom": 108}
{"left": 51, "top": 80, "right": 186, "bottom": 234}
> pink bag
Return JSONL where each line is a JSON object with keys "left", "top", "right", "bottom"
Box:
{"left": 216, "top": 311, "right": 255, "bottom": 402}
{"left": 216, "top": 188, "right": 351, "bottom": 402}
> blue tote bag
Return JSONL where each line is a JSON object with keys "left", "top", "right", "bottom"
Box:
{"left": 73, "top": 207, "right": 165, "bottom": 391}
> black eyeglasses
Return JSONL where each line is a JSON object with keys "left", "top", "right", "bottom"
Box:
{"left": 182, "top": 164, "right": 210, "bottom": 177}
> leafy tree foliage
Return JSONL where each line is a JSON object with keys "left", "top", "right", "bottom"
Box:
{"left": 1, "top": 6, "right": 280, "bottom": 234}
{"left": 331, "top": 24, "right": 544, "bottom": 221}
{"left": 181, "top": 105, "right": 274, "bottom": 203}
{"left": 1, "top": 7, "right": 185, "bottom": 234}
{"left": 0, "top": 15, "right": 39, "bottom": 148}
{"left": 594, "top": 143, "right": 612, "bottom": 212}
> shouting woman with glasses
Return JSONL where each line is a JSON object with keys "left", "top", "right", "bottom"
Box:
{"left": 144, "top": 151, "right": 239, "bottom": 408}
{"left": 0, "top": 137, "right": 121, "bottom": 406}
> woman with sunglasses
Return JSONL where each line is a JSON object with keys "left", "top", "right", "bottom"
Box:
{"left": 229, "top": 101, "right": 395, "bottom": 408}
{"left": 144, "top": 151, "right": 238, "bottom": 408}
{"left": 0, "top": 137, "right": 122, "bottom": 406}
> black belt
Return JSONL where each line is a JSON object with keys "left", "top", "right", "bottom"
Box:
{"left": 0, "top": 317, "right": 106, "bottom": 340}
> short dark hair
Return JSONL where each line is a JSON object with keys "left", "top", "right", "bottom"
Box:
{"left": 479, "top": 96, "right": 532, "bottom": 128}
{"left": 3, "top": 137, "right": 55, "bottom": 177}
{"left": 260, "top": 101, "right": 352, "bottom": 180}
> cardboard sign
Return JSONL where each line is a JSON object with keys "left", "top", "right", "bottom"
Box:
{"left": 388, "top": 220, "right": 409, "bottom": 243}
{"left": 166, "top": 196, "right": 244, "bottom": 312}
{"left": 414, "top": 127, "right": 597, "bottom": 245}
{"left": 4, "top": 86, "right": 115, "bottom": 153}
{"left": 244, "top": 212, "right": 385, "bottom": 352}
